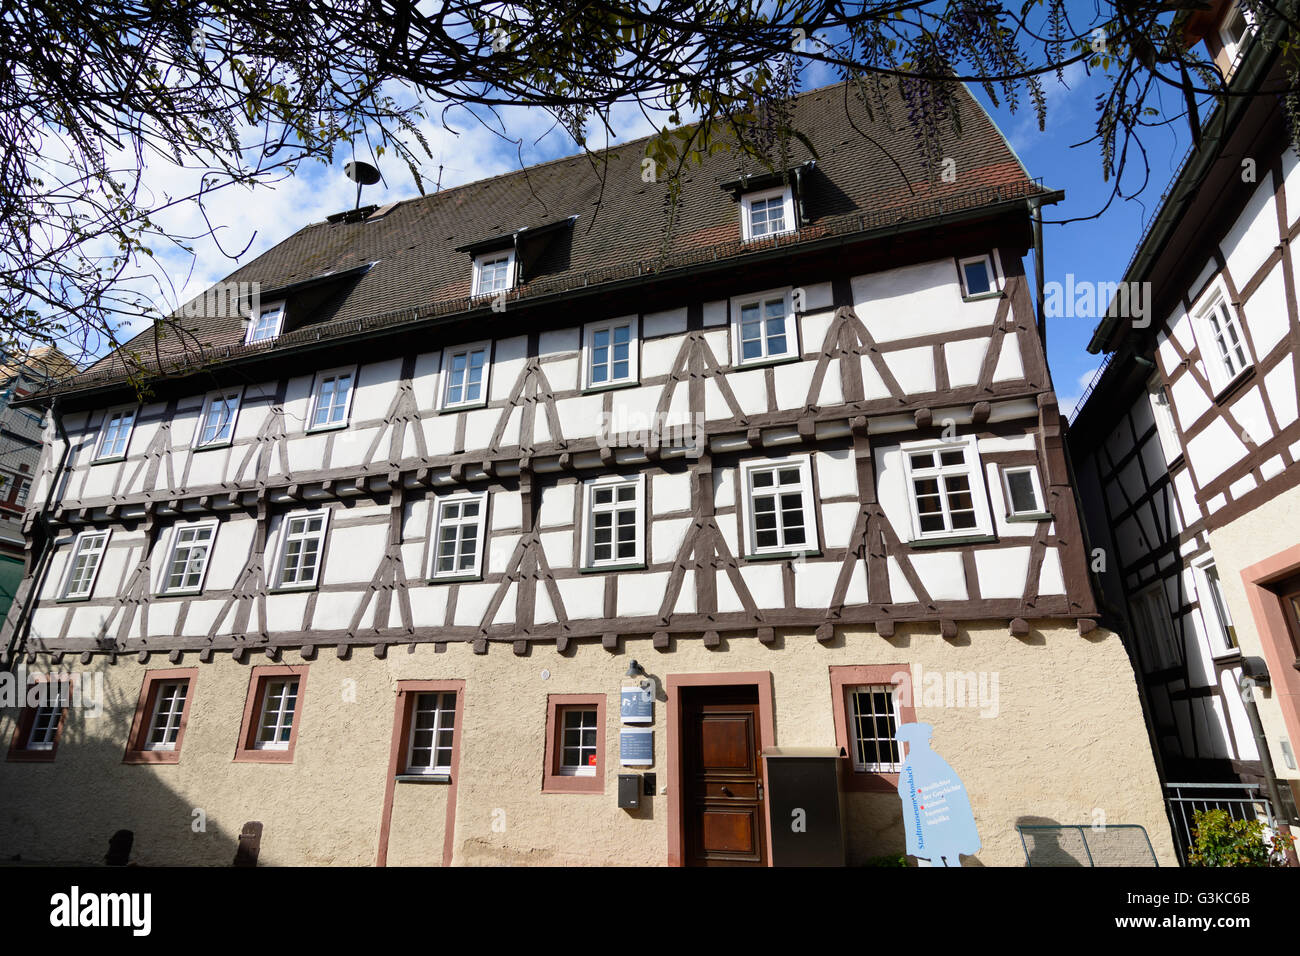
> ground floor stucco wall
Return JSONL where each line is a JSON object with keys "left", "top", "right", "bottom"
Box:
{"left": 0, "top": 620, "right": 1176, "bottom": 866}
{"left": 1207, "top": 483, "right": 1300, "bottom": 783}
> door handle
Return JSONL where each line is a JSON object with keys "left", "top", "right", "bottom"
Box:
{"left": 720, "top": 786, "right": 733, "bottom": 796}
{"left": 757, "top": 782, "right": 764, "bottom": 800}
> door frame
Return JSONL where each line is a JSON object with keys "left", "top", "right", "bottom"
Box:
{"left": 666, "top": 671, "right": 776, "bottom": 867}
{"left": 1242, "top": 544, "right": 1300, "bottom": 766}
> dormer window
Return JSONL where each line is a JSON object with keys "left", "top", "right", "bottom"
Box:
{"left": 957, "top": 253, "right": 1002, "bottom": 300}
{"left": 472, "top": 250, "right": 515, "bottom": 297}
{"left": 246, "top": 302, "right": 285, "bottom": 344}
{"left": 740, "top": 186, "right": 796, "bottom": 241}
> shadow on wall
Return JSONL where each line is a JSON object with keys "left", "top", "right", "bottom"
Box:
{"left": 0, "top": 676, "right": 244, "bottom": 866}
{"left": 1015, "top": 815, "right": 1159, "bottom": 867}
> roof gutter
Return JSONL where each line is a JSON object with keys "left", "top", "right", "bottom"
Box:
{"left": 1086, "top": 18, "right": 1285, "bottom": 353}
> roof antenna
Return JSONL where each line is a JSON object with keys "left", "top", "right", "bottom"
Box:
{"left": 345, "top": 160, "right": 381, "bottom": 209}
{"left": 435, "top": 163, "right": 444, "bottom": 193}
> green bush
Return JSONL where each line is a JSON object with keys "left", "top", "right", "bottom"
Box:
{"left": 1186, "top": 808, "right": 1294, "bottom": 867}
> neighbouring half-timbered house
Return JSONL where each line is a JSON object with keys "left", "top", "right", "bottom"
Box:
{"left": 0, "top": 81, "right": 1173, "bottom": 866}
{"left": 1070, "top": 0, "right": 1300, "bottom": 855}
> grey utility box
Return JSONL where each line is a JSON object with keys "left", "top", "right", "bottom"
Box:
{"left": 762, "top": 747, "right": 846, "bottom": 866}
{"left": 617, "top": 773, "right": 641, "bottom": 810}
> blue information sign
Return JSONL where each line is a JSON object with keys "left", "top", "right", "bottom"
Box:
{"left": 620, "top": 727, "right": 654, "bottom": 766}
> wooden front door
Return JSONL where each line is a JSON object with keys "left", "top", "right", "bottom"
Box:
{"left": 682, "top": 685, "right": 767, "bottom": 866}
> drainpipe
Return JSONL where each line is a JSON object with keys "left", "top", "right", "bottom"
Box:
{"left": 2, "top": 395, "right": 72, "bottom": 672}
{"left": 1029, "top": 195, "right": 1050, "bottom": 384}
{"left": 1239, "top": 664, "right": 1299, "bottom": 865}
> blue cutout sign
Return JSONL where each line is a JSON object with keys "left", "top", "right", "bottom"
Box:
{"left": 895, "top": 722, "right": 980, "bottom": 866}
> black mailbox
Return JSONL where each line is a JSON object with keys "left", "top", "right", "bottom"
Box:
{"left": 762, "top": 747, "right": 846, "bottom": 866}
{"left": 617, "top": 773, "right": 641, "bottom": 810}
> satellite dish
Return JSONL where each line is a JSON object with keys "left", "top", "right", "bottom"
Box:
{"left": 344, "top": 160, "right": 381, "bottom": 209}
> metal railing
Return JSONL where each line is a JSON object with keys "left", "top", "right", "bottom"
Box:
{"left": 1164, "top": 781, "right": 1277, "bottom": 866}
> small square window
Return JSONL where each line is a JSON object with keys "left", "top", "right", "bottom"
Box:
{"left": 731, "top": 289, "right": 798, "bottom": 366}
{"left": 61, "top": 529, "right": 110, "bottom": 600}
{"left": 430, "top": 491, "right": 489, "bottom": 580}
{"left": 159, "top": 520, "right": 218, "bottom": 595}
{"left": 740, "top": 456, "right": 819, "bottom": 557}
{"left": 1001, "top": 466, "right": 1045, "bottom": 517}
{"left": 195, "top": 389, "right": 242, "bottom": 448}
{"left": 830, "top": 665, "right": 916, "bottom": 792}
{"left": 472, "top": 251, "right": 515, "bottom": 297}
{"left": 274, "top": 510, "right": 330, "bottom": 590}
{"left": 8, "top": 679, "right": 69, "bottom": 762}
{"left": 583, "top": 317, "right": 639, "bottom": 389}
{"left": 246, "top": 302, "right": 285, "bottom": 344}
{"left": 235, "top": 666, "right": 309, "bottom": 763}
{"left": 958, "top": 254, "right": 999, "bottom": 299}
{"left": 543, "top": 694, "right": 606, "bottom": 793}
{"left": 124, "top": 669, "right": 197, "bottom": 764}
{"left": 308, "top": 367, "right": 356, "bottom": 431}
{"left": 582, "top": 476, "right": 645, "bottom": 568}
{"left": 900, "top": 437, "right": 993, "bottom": 540}
{"left": 741, "top": 187, "right": 796, "bottom": 240}
{"left": 440, "top": 342, "right": 492, "bottom": 410}
{"left": 93, "top": 406, "right": 137, "bottom": 461}
{"left": 1192, "top": 283, "right": 1252, "bottom": 393}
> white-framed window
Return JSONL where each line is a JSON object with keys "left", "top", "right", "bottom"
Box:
{"left": 26, "top": 705, "right": 62, "bottom": 751}
{"left": 582, "top": 316, "right": 639, "bottom": 389}
{"left": 159, "top": 520, "right": 218, "bottom": 595}
{"left": 406, "top": 691, "right": 457, "bottom": 774}
{"left": 439, "top": 342, "right": 491, "bottom": 410}
{"left": 246, "top": 302, "right": 285, "bottom": 344}
{"left": 0, "top": 474, "right": 9, "bottom": 497}
{"left": 739, "top": 455, "right": 819, "bottom": 557}
{"left": 1129, "top": 583, "right": 1181, "bottom": 672}
{"left": 430, "top": 491, "right": 489, "bottom": 580}
{"left": 740, "top": 186, "right": 796, "bottom": 240}
{"left": 957, "top": 253, "right": 1000, "bottom": 298}
{"left": 731, "top": 288, "right": 798, "bottom": 366}
{"left": 254, "top": 678, "right": 300, "bottom": 750}
{"left": 1147, "top": 375, "right": 1183, "bottom": 464}
{"left": 848, "top": 685, "right": 903, "bottom": 772}
{"left": 194, "top": 388, "right": 242, "bottom": 448}
{"left": 558, "top": 708, "right": 600, "bottom": 776}
{"left": 16, "top": 479, "right": 31, "bottom": 507}
{"left": 274, "top": 510, "right": 330, "bottom": 590}
{"left": 1001, "top": 465, "right": 1046, "bottom": 517}
{"left": 144, "top": 680, "right": 189, "bottom": 751}
{"left": 308, "top": 367, "right": 357, "bottom": 431}
{"left": 582, "top": 475, "right": 646, "bottom": 568}
{"left": 1193, "top": 558, "right": 1239, "bottom": 657}
{"left": 472, "top": 250, "right": 515, "bottom": 297}
{"left": 1192, "top": 281, "right": 1252, "bottom": 392}
{"left": 61, "top": 529, "right": 110, "bottom": 600}
{"left": 1220, "top": 0, "right": 1255, "bottom": 65}
{"left": 900, "top": 437, "right": 993, "bottom": 540}
{"left": 93, "top": 406, "right": 137, "bottom": 462}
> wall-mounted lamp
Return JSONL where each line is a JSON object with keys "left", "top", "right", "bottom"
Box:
{"left": 625, "top": 660, "right": 645, "bottom": 678}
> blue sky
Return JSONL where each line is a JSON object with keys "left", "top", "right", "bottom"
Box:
{"left": 122, "top": 14, "right": 1197, "bottom": 418}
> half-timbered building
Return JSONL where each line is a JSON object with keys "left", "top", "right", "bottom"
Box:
{"left": 1070, "top": 0, "right": 1300, "bottom": 851}
{"left": 0, "top": 81, "right": 1173, "bottom": 866}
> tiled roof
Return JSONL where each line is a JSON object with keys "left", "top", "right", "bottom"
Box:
{"left": 74, "top": 80, "right": 1043, "bottom": 389}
